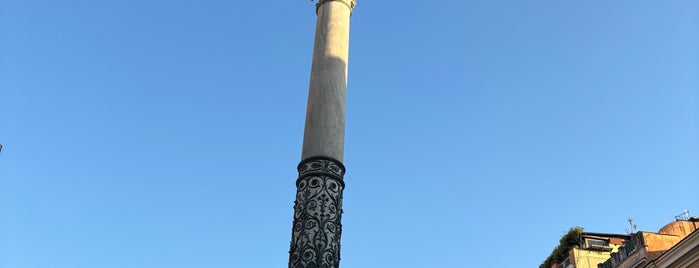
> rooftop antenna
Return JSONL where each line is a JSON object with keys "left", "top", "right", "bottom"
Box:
{"left": 625, "top": 218, "right": 638, "bottom": 234}
{"left": 675, "top": 209, "right": 690, "bottom": 221}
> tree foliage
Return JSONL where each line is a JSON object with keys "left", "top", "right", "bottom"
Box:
{"left": 540, "top": 227, "right": 583, "bottom": 268}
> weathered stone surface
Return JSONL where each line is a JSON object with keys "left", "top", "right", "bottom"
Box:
{"left": 301, "top": 0, "right": 353, "bottom": 162}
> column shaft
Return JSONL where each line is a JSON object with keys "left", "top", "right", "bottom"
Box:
{"left": 290, "top": 1, "right": 355, "bottom": 267}
{"left": 301, "top": 0, "right": 353, "bottom": 162}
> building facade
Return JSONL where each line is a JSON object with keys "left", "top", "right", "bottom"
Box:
{"left": 599, "top": 219, "right": 699, "bottom": 268}
{"left": 550, "top": 232, "right": 632, "bottom": 268}
{"left": 645, "top": 228, "right": 699, "bottom": 268}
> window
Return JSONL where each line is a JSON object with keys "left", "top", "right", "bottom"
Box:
{"left": 587, "top": 239, "right": 608, "bottom": 248}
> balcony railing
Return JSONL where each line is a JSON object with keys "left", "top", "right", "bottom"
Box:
{"left": 599, "top": 259, "right": 613, "bottom": 268}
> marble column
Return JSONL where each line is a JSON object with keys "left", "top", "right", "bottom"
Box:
{"left": 289, "top": 0, "right": 355, "bottom": 267}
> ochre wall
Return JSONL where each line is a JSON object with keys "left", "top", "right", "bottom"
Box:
{"left": 657, "top": 220, "right": 699, "bottom": 238}
{"left": 572, "top": 244, "right": 623, "bottom": 268}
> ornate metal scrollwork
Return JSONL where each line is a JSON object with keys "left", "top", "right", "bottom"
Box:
{"left": 289, "top": 157, "right": 345, "bottom": 268}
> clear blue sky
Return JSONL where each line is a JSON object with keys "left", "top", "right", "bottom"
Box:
{"left": 1, "top": 1, "right": 697, "bottom": 267}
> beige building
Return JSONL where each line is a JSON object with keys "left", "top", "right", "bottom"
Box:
{"left": 645, "top": 228, "right": 699, "bottom": 268}
{"left": 549, "top": 232, "right": 632, "bottom": 268}
{"left": 598, "top": 218, "right": 699, "bottom": 268}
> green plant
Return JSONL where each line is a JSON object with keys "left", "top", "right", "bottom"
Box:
{"left": 540, "top": 227, "right": 583, "bottom": 268}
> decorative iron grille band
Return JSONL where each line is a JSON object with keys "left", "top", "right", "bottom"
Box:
{"left": 289, "top": 157, "right": 345, "bottom": 268}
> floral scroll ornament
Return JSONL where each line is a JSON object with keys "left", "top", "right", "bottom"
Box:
{"left": 289, "top": 157, "right": 345, "bottom": 268}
